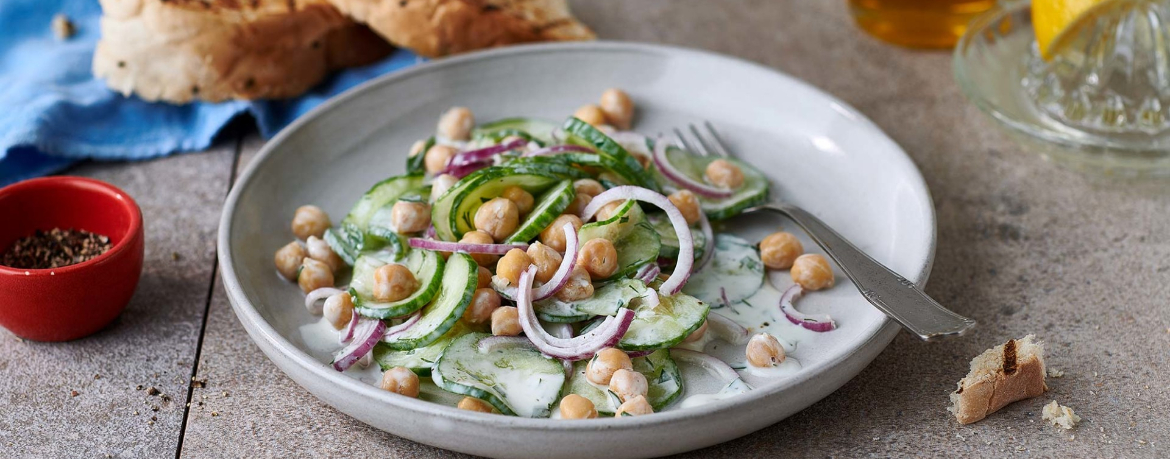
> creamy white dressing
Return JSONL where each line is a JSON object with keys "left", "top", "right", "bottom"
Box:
{"left": 743, "top": 356, "right": 802, "bottom": 378}
{"left": 488, "top": 367, "right": 563, "bottom": 418}
{"left": 679, "top": 378, "right": 751, "bottom": 409}
{"left": 682, "top": 235, "right": 764, "bottom": 306}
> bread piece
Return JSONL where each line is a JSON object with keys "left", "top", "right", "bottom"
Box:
{"left": 94, "top": 0, "right": 393, "bottom": 103}
{"left": 1042, "top": 400, "right": 1081, "bottom": 429}
{"left": 326, "top": 0, "right": 595, "bottom": 58}
{"left": 948, "top": 335, "right": 1047, "bottom": 424}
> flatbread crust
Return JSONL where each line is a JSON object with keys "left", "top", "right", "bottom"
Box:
{"left": 325, "top": 0, "right": 595, "bottom": 58}
{"left": 94, "top": 0, "right": 393, "bottom": 103}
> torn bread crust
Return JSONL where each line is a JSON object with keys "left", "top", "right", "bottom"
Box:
{"left": 949, "top": 335, "right": 1047, "bottom": 425}
{"left": 93, "top": 0, "right": 393, "bottom": 103}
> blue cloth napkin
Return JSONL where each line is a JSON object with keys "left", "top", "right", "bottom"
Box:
{"left": 0, "top": 0, "right": 422, "bottom": 186}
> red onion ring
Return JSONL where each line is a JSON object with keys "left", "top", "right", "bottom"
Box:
{"left": 532, "top": 223, "right": 578, "bottom": 301}
{"left": 516, "top": 266, "right": 634, "bottom": 360}
{"left": 779, "top": 284, "right": 835, "bottom": 332}
{"left": 408, "top": 238, "right": 528, "bottom": 254}
{"left": 424, "top": 225, "right": 437, "bottom": 240}
{"left": 652, "top": 137, "right": 734, "bottom": 199}
{"left": 332, "top": 318, "right": 387, "bottom": 372}
{"left": 706, "top": 312, "right": 749, "bottom": 345}
{"left": 523, "top": 144, "right": 595, "bottom": 157}
{"left": 382, "top": 310, "right": 423, "bottom": 341}
{"left": 449, "top": 138, "right": 527, "bottom": 168}
{"left": 581, "top": 186, "right": 693, "bottom": 296}
{"left": 444, "top": 160, "right": 493, "bottom": 179}
{"left": 339, "top": 309, "right": 361, "bottom": 344}
{"left": 625, "top": 350, "right": 655, "bottom": 358}
{"left": 305, "top": 287, "right": 345, "bottom": 315}
{"left": 635, "top": 263, "right": 660, "bottom": 284}
{"left": 694, "top": 211, "right": 715, "bottom": 272}
{"left": 669, "top": 348, "right": 743, "bottom": 384}
{"left": 477, "top": 336, "right": 535, "bottom": 353}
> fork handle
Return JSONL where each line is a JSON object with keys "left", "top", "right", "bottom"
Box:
{"left": 753, "top": 204, "right": 975, "bottom": 340}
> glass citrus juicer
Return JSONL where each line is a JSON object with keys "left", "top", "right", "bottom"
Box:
{"left": 954, "top": 0, "right": 1170, "bottom": 176}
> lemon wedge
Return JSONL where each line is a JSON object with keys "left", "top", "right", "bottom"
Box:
{"left": 1032, "top": 0, "right": 1112, "bottom": 59}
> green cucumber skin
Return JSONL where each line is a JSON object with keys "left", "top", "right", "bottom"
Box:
{"left": 432, "top": 332, "right": 564, "bottom": 417}
{"left": 602, "top": 222, "right": 661, "bottom": 282}
{"left": 373, "top": 321, "right": 470, "bottom": 376}
{"left": 381, "top": 253, "right": 477, "bottom": 351}
{"left": 648, "top": 144, "right": 770, "bottom": 221}
{"left": 472, "top": 117, "right": 559, "bottom": 145}
{"left": 431, "top": 365, "right": 515, "bottom": 416}
{"left": 561, "top": 117, "right": 660, "bottom": 192}
{"left": 504, "top": 180, "right": 575, "bottom": 244}
{"left": 435, "top": 164, "right": 585, "bottom": 241}
{"left": 352, "top": 250, "right": 446, "bottom": 319}
{"left": 618, "top": 292, "right": 710, "bottom": 352}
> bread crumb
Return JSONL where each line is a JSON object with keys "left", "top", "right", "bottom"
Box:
{"left": 1047, "top": 368, "right": 1064, "bottom": 378}
{"left": 51, "top": 14, "right": 75, "bottom": 40}
{"left": 1042, "top": 400, "right": 1081, "bottom": 430}
{"left": 949, "top": 335, "right": 1047, "bottom": 424}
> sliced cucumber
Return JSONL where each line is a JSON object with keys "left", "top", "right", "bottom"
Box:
{"left": 324, "top": 223, "right": 405, "bottom": 267}
{"left": 432, "top": 333, "right": 565, "bottom": 417}
{"left": 682, "top": 234, "right": 765, "bottom": 306}
{"left": 381, "top": 253, "right": 477, "bottom": 350}
{"left": 345, "top": 174, "right": 427, "bottom": 233}
{"left": 564, "top": 349, "right": 682, "bottom": 415}
{"left": 372, "top": 321, "right": 470, "bottom": 376}
{"left": 578, "top": 200, "right": 644, "bottom": 243}
{"left": 618, "top": 290, "right": 709, "bottom": 351}
{"left": 504, "top": 180, "right": 575, "bottom": 244}
{"left": 405, "top": 137, "right": 435, "bottom": 175}
{"left": 649, "top": 214, "right": 706, "bottom": 262}
{"left": 350, "top": 248, "right": 445, "bottom": 319}
{"left": 432, "top": 166, "right": 580, "bottom": 241}
{"left": 561, "top": 117, "right": 660, "bottom": 191}
{"left": 606, "top": 222, "right": 661, "bottom": 281}
{"left": 472, "top": 118, "right": 559, "bottom": 145}
{"left": 534, "top": 278, "right": 647, "bottom": 323}
{"left": 649, "top": 145, "right": 769, "bottom": 221}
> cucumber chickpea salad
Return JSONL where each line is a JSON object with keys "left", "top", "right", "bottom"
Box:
{"left": 275, "top": 89, "right": 841, "bottom": 419}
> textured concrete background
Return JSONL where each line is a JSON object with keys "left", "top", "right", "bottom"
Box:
{"left": 3, "top": 1, "right": 1169, "bottom": 457}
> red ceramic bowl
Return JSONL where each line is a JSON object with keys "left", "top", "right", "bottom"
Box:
{"left": 0, "top": 177, "right": 144, "bottom": 341}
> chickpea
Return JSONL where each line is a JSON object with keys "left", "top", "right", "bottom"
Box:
{"left": 463, "top": 288, "right": 501, "bottom": 324}
{"left": 668, "top": 190, "right": 702, "bottom": 226}
{"left": 595, "top": 200, "right": 626, "bottom": 222}
{"left": 614, "top": 395, "right": 653, "bottom": 417}
{"left": 586, "top": 348, "right": 633, "bottom": 385}
{"left": 298, "top": 258, "right": 334, "bottom": 293}
{"left": 437, "top": 106, "right": 475, "bottom": 141}
{"left": 474, "top": 197, "right": 520, "bottom": 242}
{"left": 573, "top": 179, "right": 605, "bottom": 198}
{"left": 304, "top": 236, "right": 344, "bottom": 273}
{"left": 391, "top": 201, "right": 431, "bottom": 234}
{"left": 704, "top": 159, "right": 745, "bottom": 190}
{"left": 461, "top": 230, "right": 499, "bottom": 267}
{"left": 476, "top": 266, "right": 492, "bottom": 289}
{"left": 573, "top": 104, "right": 607, "bottom": 127}
{"left": 373, "top": 263, "right": 417, "bottom": 303}
{"left": 274, "top": 241, "right": 306, "bottom": 281}
{"left": 609, "top": 369, "right": 649, "bottom": 402}
{"left": 559, "top": 394, "right": 598, "bottom": 420}
{"left": 684, "top": 320, "right": 708, "bottom": 343}
{"left": 791, "top": 254, "right": 835, "bottom": 290}
{"left": 526, "top": 242, "right": 563, "bottom": 284}
{"left": 496, "top": 248, "right": 532, "bottom": 286}
{"left": 565, "top": 193, "right": 593, "bottom": 217}
{"left": 760, "top": 231, "right": 804, "bottom": 270}
{"left": 458, "top": 397, "right": 494, "bottom": 413}
{"left": 539, "top": 214, "right": 584, "bottom": 253}
{"left": 430, "top": 174, "right": 458, "bottom": 203}
{"left": 746, "top": 333, "right": 786, "bottom": 368}
{"left": 555, "top": 265, "right": 594, "bottom": 301}
{"left": 576, "top": 238, "right": 618, "bottom": 279}
{"left": 291, "top": 205, "right": 331, "bottom": 240}
{"left": 599, "top": 88, "right": 634, "bottom": 130}
{"left": 491, "top": 306, "right": 522, "bottom": 336}
{"left": 380, "top": 366, "right": 420, "bottom": 398}
{"left": 408, "top": 139, "right": 428, "bottom": 158}
{"left": 424, "top": 144, "right": 458, "bottom": 175}
{"left": 501, "top": 186, "right": 535, "bottom": 216}
{"left": 323, "top": 292, "right": 354, "bottom": 330}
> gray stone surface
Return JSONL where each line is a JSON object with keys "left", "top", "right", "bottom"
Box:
{"left": 7, "top": 0, "right": 1170, "bottom": 457}
{"left": 0, "top": 143, "right": 237, "bottom": 458}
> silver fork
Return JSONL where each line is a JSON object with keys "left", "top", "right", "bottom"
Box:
{"left": 672, "top": 122, "right": 975, "bottom": 341}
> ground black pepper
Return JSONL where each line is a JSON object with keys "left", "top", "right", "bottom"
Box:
{"left": 0, "top": 228, "right": 111, "bottom": 269}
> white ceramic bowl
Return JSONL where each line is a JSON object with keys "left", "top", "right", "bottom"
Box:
{"left": 219, "top": 42, "right": 936, "bottom": 458}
